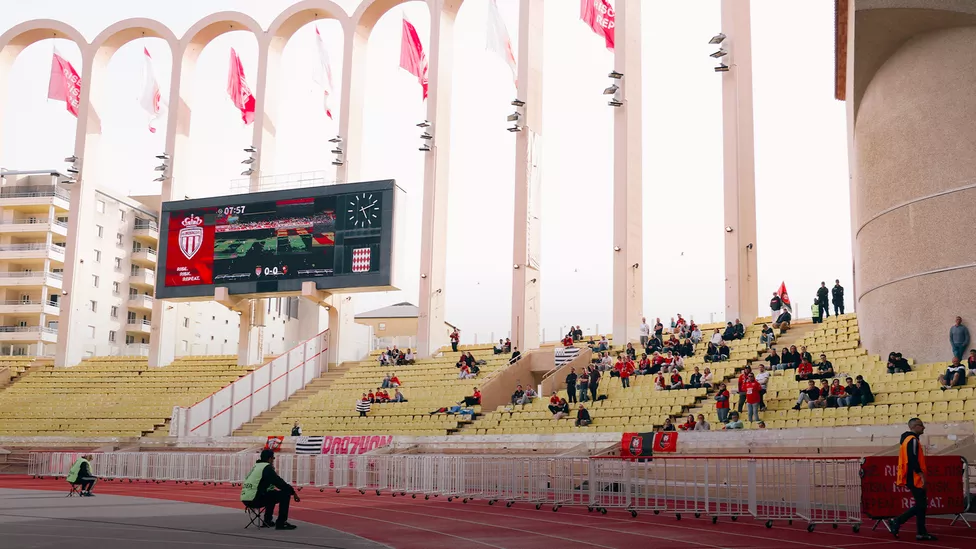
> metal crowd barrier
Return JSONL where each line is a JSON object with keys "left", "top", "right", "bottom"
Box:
{"left": 28, "top": 452, "right": 862, "bottom": 531}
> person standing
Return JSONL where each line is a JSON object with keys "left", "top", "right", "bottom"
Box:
{"left": 817, "top": 282, "right": 830, "bottom": 318}
{"left": 831, "top": 280, "right": 845, "bottom": 315}
{"left": 811, "top": 297, "right": 822, "bottom": 324}
{"left": 241, "top": 449, "right": 300, "bottom": 530}
{"left": 450, "top": 328, "right": 460, "bottom": 352}
{"left": 886, "top": 419, "right": 937, "bottom": 541}
{"left": 639, "top": 317, "right": 650, "bottom": 348}
{"left": 769, "top": 292, "right": 782, "bottom": 321}
{"left": 588, "top": 366, "right": 600, "bottom": 402}
{"left": 715, "top": 383, "right": 731, "bottom": 424}
{"left": 744, "top": 373, "right": 762, "bottom": 423}
{"left": 949, "top": 317, "right": 969, "bottom": 360}
{"left": 565, "top": 367, "right": 578, "bottom": 404}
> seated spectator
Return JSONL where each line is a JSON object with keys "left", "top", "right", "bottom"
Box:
{"left": 701, "top": 367, "right": 713, "bottom": 389}
{"left": 458, "top": 364, "right": 475, "bottom": 379}
{"left": 392, "top": 389, "right": 407, "bottom": 403}
{"left": 855, "top": 375, "right": 874, "bottom": 404}
{"left": 547, "top": 391, "right": 561, "bottom": 412}
{"left": 668, "top": 369, "right": 684, "bottom": 390}
{"left": 494, "top": 339, "right": 505, "bottom": 355}
{"left": 723, "top": 322, "right": 737, "bottom": 341}
{"left": 551, "top": 399, "right": 569, "bottom": 420}
{"left": 379, "top": 352, "right": 391, "bottom": 366}
{"left": 459, "top": 387, "right": 482, "bottom": 407}
{"left": 677, "top": 414, "right": 696, "bottom": 431}
{"left": 504, "top": 338, "right": 512, "bottom": 353}
{"left": 813, "top": 354, "right": 834, "bottom": 379}
{"left": 376, "top": 388, "right": 390, "bottom": 402}
{"left": 760, "top": 323, "right": 775, "bottom": 347}
{"left": 575, "top": 404, "right": 592, "bottom": 427}
{"left": 509, "top": 347, "right": 522, "bottom": 364}
{"left": 625, "top": 343, "right": 637, "bottom": 360}
{"left": 810, "top": 380, "right": 831, "bottom": 408}
{"left": 577, "top": 369, "right": 590, "bottom": 403}
{"left": 638, "top": 353, "right": 652, "bottom": 375}
{"left": 455, "top": 354, "right": 467, "bottom": 368}
{"left": 402, "top": 349, "right": 416, "bottom": 365}
{"left": 715, "top": 382, "right": 731, "bottom": 423}
{"left": 678, "top": 338, "right": 695, "bottom": 357}
{"left": 781, "top": 346, "right": 801, "bottom": 369}
{"left": 887, "top": 352, "right": 911, "bottom": 374}
{"left": 826, "top": 378, "right": 845, "bottom": 407}
{"left": 562, "top": 334, "right": 574, "bottom": 347}
{"left": 718, "top": 342, "right": 731, "bottom": 361}
{"left": 661, "top": 417, "right": 677, "bottom": 432}
{"left": 694, "top": 414, "right": 710, "bottom": 431}
{"left": 573, "top": 325, "right": 583, "bottom": 341}
{"left": 772, "top": 309, "right": 792, "bottom": 330}
{"left": 666, "top": 334, "right": 680, "bottom": 349}
{"left": 723, "top": 411, "right": 744, "bottom": 430}
{"left": 939, "top": 357, "right": 967, "bottom": 390}
{"left": 709, "top": 328, "right": 723, "bottom": 346}
{"left": 792, "top": 380, "right": 821, "bottom": 410}
{"left": 688, "top": 366, "right": 703, "bottom": 389}
{"left": 610, "top": 354, "right": 624, "bottom": 378}
{"left": 519, "top": 386, "right": 537, "bottom": 405}
{"left": 671, "top": 352, "right": 685, "bottom": 371}
{"left": 389, "top": 373, "right": 401, "bottom": 387}
{"left": 367, "top": 390, "right": 376, "bottom": 403}
{"left": 837, "top": 377, "right": 858, "bottom": 407}
{"left": 704, "top": 342, "right": 721, "bottom": 363}
{"left": 765, "top": 347, "right": 782, "bottom": 370}
{"left": 291, "top": 421, "right": 302, "bottom": 437}
{"left": 733, "top": 319, "right": 745, "bottom": 340}
{"left": 690, "top": 326, "right": 703, "bottom": 344}
{"left": 969, "top": 349, "right": 976, "bottom": 376}
{"left": 597, "top": 336, "right": 609, "bottom": 352}
{"left": 381, "top": 373, "right": 392, "bottom": 388}
{"left": 510, "top": 385, "right": 525, "bottom": 405}
{"left": 645, "top": 335, "right": 662, "bottom": 354}
{"left": 675, "top": 314, "right": 687, "bottom": 328}
{"left": 654, "top": 372, "right": 666, "bottom": 391}
{"left": 799, "top": 346, "right": 813, "bottom": 363}
{"left": 356, "top": 394, "right": 371, "bottom": 417}
{"left": 395, "top": 349, "right": 406, "bottom": 365}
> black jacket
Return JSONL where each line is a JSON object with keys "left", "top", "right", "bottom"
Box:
{"left": 900, "top": 432, "right": 923, "bottom": 487}
{"left": 565, "top": 372, "right": 578, "bottom": 387}
{"left": 576, "top": 408, "right": 591, "bottom": 422}
{"left": 255, "top": 462, "right": 294, "bottom": 497}
{"left": 831, "top": 285, "right": 844, "bottom": 304}
{"left": 817, "top": 287, "right": 829, "bottom": 303}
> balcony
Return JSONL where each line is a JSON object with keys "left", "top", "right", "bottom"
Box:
{"left": 133, "top": 219, "right": 159, "bottom": 243}
{"left": 0, "top": 271, "right": 63, "bottom": 290}
{"left": 0, "top": 299, "right": 60, "bottom": 316}
{"left": 125, "top": 319, "right": 152, "bottom": 334}
{"left": 0, "top": 187, "right": 70, "bottom": 211}
{"left": 0, "top": 325, "right": 58, "bottom": 343}
{"left": 0, "top": 243, "right": 66, "bottom": 262}
{"left": 129, "top": 268, "right": 155, "bottom": 289}
{"left": 131, "top": 248, "right": 157, "bottom": 267}
{"left": 127, "top": 294, "right": 153, "bottom": 311}
{"left": 0, "top": 218, "right": 68, "bottom": 237}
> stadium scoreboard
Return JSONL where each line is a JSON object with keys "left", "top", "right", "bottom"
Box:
{"left": 156, "top": 180, "right": 400, "bottom": 299}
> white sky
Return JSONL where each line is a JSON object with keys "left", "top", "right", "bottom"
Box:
{"left": 0, "top": 0, "right": 851, "bottom": 344}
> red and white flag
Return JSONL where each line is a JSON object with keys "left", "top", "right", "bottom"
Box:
{"left": 139, "top": 48, "right": 166, "bottom": 133}
{"left": 399, "top": 16, "right": 428, "bottom": 101}
{"left": 580, "top": 0, "right": 615, "bottom": 51}
{"left": 351, "top": 248, "right": 371, "bottom": 273}
{"left": 313, "top": 26, "right": 335, "bottom": 120}
{"left": 226, "top": 48, "right": 256, "bottom": 125}
{"left": 47, "top": 50, "right": 82, "bottom": 118}
{"left": 777, "top": 282, "right": 793, "bottom": 315}
{"left": 486, "top": 0, "right": 517, "bottom": 86}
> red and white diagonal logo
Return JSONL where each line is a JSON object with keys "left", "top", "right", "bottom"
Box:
{"left": 351, "top": 247, "right": 371, "bottom": 273}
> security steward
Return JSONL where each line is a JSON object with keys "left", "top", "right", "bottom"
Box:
{"left": 67, "top": 453, "right": 98, "bottom": 497}
{"left": 886, "top": 418, "right": 937, "bottom": 541}
{"left": 241, "top": 449, "right": 300, "bottom": 530}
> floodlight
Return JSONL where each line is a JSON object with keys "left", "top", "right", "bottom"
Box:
{"left": 420, "top": 132, "right": 433, "bottom": 140}
{"left": 155, "top": 153, "right": 170, "bottom": 160}
{"left": 154, "top": 164, "right": 168, "bottom": 171}
{"left": 153, "top": 175, "right": 166, "bottom": 182}
{"left": 328, "top": 136, "right": 342, "bottom": 144}
{"left": 507, "top": 124, "right": 523, "bottom": 133}
{"left": 331, "top": 159, "right": 344, "bottom": 166}
{"left": 511, "top": 99, "right": 525, "bottom": 107}
{"left": 419, "top": 144, "right": 431, "bottom": 152}
{"left": 507, "top": 112, "right": 520, "bottom": 122}
{"left": 709, "top": 33, "right": 726, "bottom": 45}
{"left": 710, "top": 49, "right": 728, "bottom": 58}
{"left": 603, "top": 84, "right": 619, "bottom": 95}
{"left": 64, "top": 155, "right": 78, "bottom": 163}
{"left": 417, "top": 120, "right": 431, "bottom": 128}
{"left": 66, "top": 167, "right": 79, "bottom": 175}
{"left": 241, "top": 157, "right": 255, "bottom": 164}
{"left": 608, "top": 99, "right": 623, "bottom": 107}
{"left": 608, "top": 71, "right": 623, "bottom": 79}
{"left": 330, "top": 148, "right": 342, "bottom": 155}
{"left": 241, "top": 168, "right": 254, "bottom": 176}
{"left": 714, "top": 64, "right": 730, "bottom": 72}
{"left": 243, "top": 146, "right": 257, "bottom": 153}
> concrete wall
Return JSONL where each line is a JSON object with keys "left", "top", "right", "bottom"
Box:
{"left": 853, "top": 19, "right": 976, "bottom": 362}
{"left": 478, "top": 350, "right": 551, "bottom": 412}
{"left": 540, "top": 348, "right": 593, "bottom": 397}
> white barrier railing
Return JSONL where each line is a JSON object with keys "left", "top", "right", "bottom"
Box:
{"left": 29, "top": 452, "right": 863, "bottom": 531}
{"left": 170, "top": 330, "right": 329, "bottom": 438}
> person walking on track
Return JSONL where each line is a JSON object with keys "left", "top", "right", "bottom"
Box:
{"left": 885, "top": 418, "right": 937, "bottom": 541}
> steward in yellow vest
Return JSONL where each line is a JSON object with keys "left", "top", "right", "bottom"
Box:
{"left": 885, "top": 418, "right": 936, "bottom": 541}
{"left": 67, "top": 454, "right": 97, "bottom": 497}
{"left": 240, "top": 449, "right": 299, "bottom": 530}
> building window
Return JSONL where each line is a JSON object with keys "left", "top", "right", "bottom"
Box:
{"left": 182, "top": 340, "right": 188, "bottom": 352}
{"left": 88, "top": 325, "right": 96, "bottom": 338}
{"left": 96, "top": 225, "right": 104, "bottom": 238}
{"left": 116, "top": 233, "right": 124, "bottom": 246}
{"left": 112, "top": 281, "right": 120, "bottom": 295}
{"left": 108, "top": 331, "right": 116, "bottom": 343}
{"left": 93, "top": 249, "right": 101, "bottom": 263}
{"left": 126, "top": 335, "right": 134, "bottom": 344}
{"left": 89, "top": 300, "right": 97, "bottom": 312}
{"left": 127, "top": 311, "right": 136, "bottom": 323}
{"left": 114, "top": 257, "right": 122, "bottom": 270}
{"left": 96, "top": 200, "right": 105, "bottom": 213}
{"left": 183, "top": 317, "right": 190, "bottom": 328}
{"left": 119, "top": 210, "right": 126, "bottom": 222}
{"left": 91, "top": 275, "right": 99, "bottom": 288}
{"left": 128, "top": 288, "right": 137, "bottom": 298}
{"left": 110, "top": 306, "right": 118, "bottom": 319}
{"left": 378, "top": 323, "right": 386, "bottom": 331}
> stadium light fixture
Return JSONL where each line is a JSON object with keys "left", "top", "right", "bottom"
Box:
{"left": 613, "top": 246, "right": 621, "bottom": 252}
{"left": 330, "top": 148, "right": 342, "bottom": 155}
{"left": 603, "top": 84, "right": 619, "bottom": 96}
{"left": 241, "top": 168, "right": 254, "bottom": 176}
{"left": 66, "top": 166, "right": 79, "bottom": 175}
{"left": 511, "top": 99, "right": 525, "bottom": 107}
{"left": 709, "top": 33, "right": 726, "bottom": 45}
{"left": 632, "top": 263, "right": 640, "bottom": 269}
{"left": 417, "top": 120, "right": 431, "bottom": 128}
{"left": 513, "top": 264, "right": 520, "bottom": 269}
{"left": 154, "top": 164, "right": 168, "bottom": 171}
{"left": 420, "top": 132, "right": 433, "bottom": 140}
{"left": 710, "top": 49, "right": 728, "bottom": 58}
{"left": 608, "top": 71, "right": 623, "bottom": 79}
{"left": 241, "top": 157, "right": 255, "bottom": 165}
{"left": 243, "top": 146, "right": 257, "bottom": 153}
{"left": 507, "top": 112, "right": 520, "bottom": 122}
{"left": 153, "top": 175, "right": 167, "bottom": 182}
{"left": 608, "top": 99, "right": 623, "bottom": 108}
{"left": 725, "top": 226, "right": 734, "bottom": 233}
{"left": 64, "top": 155, "right": 78, "bottom": 163}
{"left": 328, "top": 136, "right": 342, "bottom": 144}
{"left": 420, "top": 273, "right": 427, "bottom": 279}
{"left": 155, "top": 152, "right": 170, "bottom": 160}
{"left": 715, "top": 63, "right": 730, "bottom": 72}
{"left": 419, "top": 143, "right": 431, "bottom": 152}
{"left": 507, "top": 124, "right": 522, "bottom": 132}
{"left": 331, "top": 159, "right": 344, "bottom": 166}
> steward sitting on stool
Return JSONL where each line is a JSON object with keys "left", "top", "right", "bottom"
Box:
{"left": 241, "top": 449, "right": 300, "bottom": 530}
{"left": 67, "top": 454, "right": 97, "bottom": 497}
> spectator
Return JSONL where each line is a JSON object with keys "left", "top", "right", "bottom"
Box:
{"left": 968, "top": 350, "right": 976, "bottom": 377}
{"left": 704, "top": 342, "right": 722, "bottom": 363}
{"left": 367, "top": 390, "right": 376, "bottom": 403}
{"left": 521, "top": 386, "right": 537, "bottom": 405}
{"left": 744, "top": 373, "right": 762, "bottom": 423}
{"left": 855, "top": 375, "right": 874, "bottom": 405}
{"left": 765, "top": 347, "right": 781, "bottom": 370}
{"left": 639, "top": 317, "right": 650, "bottom": 347}
{"left": 677, "top": 414, "right": 696, "bottom": 431}
{"left": 588, "top": 366, "right": 601, "bottom": 402}
{"left": 733, "top": 319, "right": 745, "bottom": 340}
{"left": 723, "top": 322, "right": 737, "bottom": 341}
{"left": 494, "top": 339, "right": 505, "bottom": 355}
{"left": 651, "top": 317, "right": 662, "bottom": 338}
{"left": 661, "top": 417, "right": 677, "bottom": 432}
{"left": 810, "top": 380, "right": 831, "bottom": 408}
{"left": 887, "top": 352, "right": 911, "bottom": 374}
{"left": 402, "top": 349, "right": 416, "bottom": 365}
{"left": 691, "top": 325, "right": 703, "bottom": 344}
{"left": 356, "top": 394, "right": 371, "bottom": 417}
{"left": 379, "top": 351, "right": 391, "bottom": 366}
{"left": 710, "top": 328, "right": 723, "bottom": 346}
{"left": 668, "top": 368, "right": 684, "bottom": 390}
{"left": 638, "top": 353, "right": 652, "bottom": 375}
{"left": 702, "top": 367, "right": 713, "bottom": 389}
{"left": 938, "top": 357, "right": 967, "bottom": 390}
{"left": 718, "top": 342, "right": 731, "bottom": 361}
{"left": 646, "top": 334, "right": 662, "bottom": 354}
{"left": 814, "top": 354, "right": 835, "bottom": 380}
{"left": 389, "top": 373, "right": 401, "bottom": 387}
{"left": 573, "top": 325, "right": 583, "bottom": 341}
{"left": 760, "top": 324, "right": 775, "bottom": 347}
{"left": 547, "top": 391, "right": 562, "bottom": 414}
{"left": 811, "top": 296, "right": 822, "bottom": 324}
{"left": 509, "top": 347, "right": 522, "bottom": 364}
{"left": 654, "top": 371, "right": 666, "bottom": 391}
{"left": 781, "top": 345, "right": 801, "bottom": 369}
{"left": 459, "top": 387, "right": 482, "bottom": 407}
{"left": 950, "top": 317, "right": 970, "bottom": 360}
{"left": 290, "top": 421, "right": 302, "bottom": 437}
{"left": 504, "top": 338, "right": 512, "bottom": 353}
{"left": 67, "top": 453, "right": 97, "bottom": 497}
{"left": 826, "top": 378, "right": 846, "bottom": 407}
{"left": 575, "top": 404, "right": 592, "bottom": 427}
{"left": 565, "top": 368, "right": 578, "bottom": 404}
{"left": 376, "top": 388, "right": 390, "bottom": 402}
{"left": 772, "top": 308, "right": 792, "bottom": 330}
{"left": 723, "top": 411, "right": 744, "bottom": 430}
{"left": 694, "top": 414, "right": 711, "bottom": 431}
{"left": 458, "top": 363, "right": 475, "bottom": 379}
{"left": 240, "top": 449, "right": 299, "bottom": 531}
{"left": 715, "top": 382, "right": 731, "bottom": 424}
{"left": 552, "top": 399, "right": 570, "bottom": 420}
{"left": 817, "top": 282, "right": 830, "bottom": 319}
{"left": 600, "top": 352, "right": 613, "bottom": 371}
{"left": 562, "top": 333, "right": 574, "bottom": 347}
{"left": 669, "top": 351, "right": 685, "bottom": 371}
{"left": 838, "top": 377, "right": 858, "bottom": 407}
{"left": 577, "top": 369, "right": 590, "bottom": 403}
{"left": 770, "top": 292, "right": 783, "bottom": 319}
{"left": 510, "top": 385, "right": 525, "bottom": 405}
{"left": 625, "top": 343, "right": 637, "bottom": 361}
{"left": 597, "top": 335, "right": 609, "bottom": 352}
{"left": 688, "top": 366, "right": 703, "bottom": 389}
{"left": 792, "top": 381, "right": 821, "bottom": 410}
{"left": 392, "top": 389, "right": 407, "bottom": 403}
{"left": 381, "top": 373, "right": 392, "bottom": 388}
{"left": 755, "top": 364, "right": 770, "bottom": 411}
{"left": 831, "top": 279, "right": 845, "bottom": 315}
{"left": 735, "top": 366, "right": 752, "bottom": 413}
{"left": 799, "top": 345, "right": 813, "bottom": 363}
{"left": 450, "top": 328, "right": 460, "bottom": 352}
{"left": 619, "top": 359, "right": 634, "bottom": 388}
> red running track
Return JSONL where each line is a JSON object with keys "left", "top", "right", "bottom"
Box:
{"left": 2, "top": 475, "right": 973, "bottom": 549}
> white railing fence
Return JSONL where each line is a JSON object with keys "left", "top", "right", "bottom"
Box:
{"left": 171, "top": 329, "right": 329, "bottom": 438}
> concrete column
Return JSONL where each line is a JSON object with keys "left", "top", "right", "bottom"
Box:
{"left": 236, "top": 300, "right": 261, "bottom": 366}
{"left": 416, "top": 0, "right": 459, "bottom": 358}
{"left": 336, "top": 25, "right": 367, "bottom": 182}
{"left": 510, "top": 0, "right": 543, "bottom": 353}
{"left": 720, "top": 0, "right": 759, "bottom": 324}
{"left": 611, "top": 0, "right": 643, "bottom": 345}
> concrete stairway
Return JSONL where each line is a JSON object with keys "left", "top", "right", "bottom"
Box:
{"left": 232, "top": 362, "right": 353, "bottom": 436}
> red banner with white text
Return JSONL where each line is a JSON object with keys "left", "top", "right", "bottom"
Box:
{"left": 860, "top": 456, "right": 968, "bottom": 519}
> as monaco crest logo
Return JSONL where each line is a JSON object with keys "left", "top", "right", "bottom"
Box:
{"left": 178, "top": 215, "right": 203, "bottom": 260}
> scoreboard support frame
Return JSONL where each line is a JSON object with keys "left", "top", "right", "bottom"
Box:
{"left": 215, "top": 287, "right": 265, "bottom": 367}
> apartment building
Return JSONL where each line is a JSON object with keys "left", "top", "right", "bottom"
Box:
{"left": 0, "top": 170, "right": 304, "bottom": 359}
